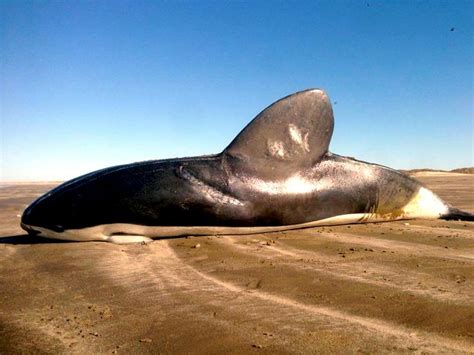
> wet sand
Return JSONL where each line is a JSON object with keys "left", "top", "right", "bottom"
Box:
{"left": 1, "top": 174, "right": 473, "bottom": 353}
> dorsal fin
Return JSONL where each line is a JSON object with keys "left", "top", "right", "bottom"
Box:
{"left": 223, "top": 89, "right": 334, "bottom": 178}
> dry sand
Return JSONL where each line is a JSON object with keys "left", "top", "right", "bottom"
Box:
{"left": 0, "top": 173, "right": 473, "bottom": 353}
{"left": 410, "top": 171, "right": 471, "bottom": 177}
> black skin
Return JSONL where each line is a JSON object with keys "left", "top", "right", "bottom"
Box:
{"left": 21, "top": 151, "right": 422, "bottom": 233}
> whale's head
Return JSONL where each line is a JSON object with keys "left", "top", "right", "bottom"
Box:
{"left": 20, "top": 167, "right": 120, "bottom": 240}
{"left": 21, "top": 183, "right": 83, "bottom": 238}
{"left": 20, "top": 163, "right": 164, "bottom": 241}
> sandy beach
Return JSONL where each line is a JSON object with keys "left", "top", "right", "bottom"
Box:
{"left": 0, "top": 173, "right": 473, "bottom": 353}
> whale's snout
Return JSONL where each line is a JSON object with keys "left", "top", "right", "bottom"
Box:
{"left": 20, "top": 221, "right": 41, "bottom": 236}
{"left": 21, "top": 197, "right": 46, "bottom": 232}
{"left": 21, "top": 191, "right": 67, "bottom": 235}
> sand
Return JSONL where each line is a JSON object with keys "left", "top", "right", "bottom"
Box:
{"left": 0, "top": 174, "right": 473, "bottom": 353}
{"left": 410, "top": 171, "right": 471, "bottom": 177}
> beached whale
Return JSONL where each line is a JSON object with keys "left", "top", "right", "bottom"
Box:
{"left": 21, "top": 89, "right": 474, "bottom": 243}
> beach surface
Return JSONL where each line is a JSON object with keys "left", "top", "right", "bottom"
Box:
{"left": 1, "top": 173, "right": 473, "bottom": 353}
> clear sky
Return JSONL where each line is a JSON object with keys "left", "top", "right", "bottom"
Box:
{"left": 1, "top": 0, "right": 472, "bottom": 181}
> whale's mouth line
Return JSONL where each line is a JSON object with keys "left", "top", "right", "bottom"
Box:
{"left": 21, "top": 222, "right": 41, "bottom": 236}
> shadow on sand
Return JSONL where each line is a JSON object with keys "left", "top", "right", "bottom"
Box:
{"left": 0, "top": 234, "right": 189, "bottom": 245}
{"left": 0, "top": 234, "right": 71, "bottom": 245}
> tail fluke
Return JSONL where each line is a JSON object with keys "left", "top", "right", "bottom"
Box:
{"left": 440, "top": 207, "right": 474, "bottom": 222}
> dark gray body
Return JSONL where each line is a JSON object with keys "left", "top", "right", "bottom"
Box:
{"left": 21, "top": 152, "right": 420, "bottom": 232}
{"left": 21, "top": 89, "right": 472, "bottom": 239}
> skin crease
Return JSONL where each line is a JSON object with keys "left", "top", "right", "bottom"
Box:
{"left": 21, "top": 89, "right": 457, "bottom": 242}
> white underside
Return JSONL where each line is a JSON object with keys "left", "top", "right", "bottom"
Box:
{"left": 23, "top": 212, "right": 417, "bottom": 244}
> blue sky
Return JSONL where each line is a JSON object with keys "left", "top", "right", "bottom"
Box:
{"left": 1, "top": 0, "right": 472, "bottom": 181}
